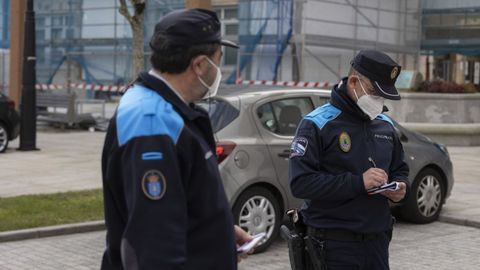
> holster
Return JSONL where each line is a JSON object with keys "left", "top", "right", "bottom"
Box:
{"left": 280, "top": 225, "right": 307, "bottom": 270}
{"left": 304, "top": 235, "right": 327, "bottom": 270}
{"left": 282, "top": 209, "right": 326, "bottom": 270}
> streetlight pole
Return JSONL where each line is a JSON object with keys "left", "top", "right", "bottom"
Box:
{"left": 19, "top": 0, "right": 38, "bottom": 151}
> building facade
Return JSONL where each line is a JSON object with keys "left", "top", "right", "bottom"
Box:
{"left": 1, "top": 0, "right": 479, "bottom": 96}
{"left": 422, "top": 0, "right": 480, "bottom": 86}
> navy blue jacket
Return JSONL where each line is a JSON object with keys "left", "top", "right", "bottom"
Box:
{"left": 101, "top": 72, "right": 237, "bottom": 270}
{"left": 289, "top": 78, "right": 410, "bottom": 233}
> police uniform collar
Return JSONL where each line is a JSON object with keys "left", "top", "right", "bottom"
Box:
{"left": 148, "top": 70, "right": 187, "bottom": 104}
{"left": 137, "top": 72, "right": 204, "bottom": 121}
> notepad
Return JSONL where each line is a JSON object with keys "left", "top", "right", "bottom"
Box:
{"left": 237, "top": 232, "right": 266, "bottom": 253}
{"left": 367, "top": 181, "right": 400, "bottom": 195}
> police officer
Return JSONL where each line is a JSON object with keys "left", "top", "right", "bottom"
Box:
{"left": 289, "top": 50, "right": 410, "bottom": 270}
{"left": 101, "top": 9, "right": 252, "bottom": 270}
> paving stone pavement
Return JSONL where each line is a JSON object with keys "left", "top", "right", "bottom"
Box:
{"left": 0, "top": 130, "right": 105, "bottom": 197}
{"left": 440, "top": 146, "right": 480, "bottom": 225}
{"left": 0, "top": 221, "right": 479, "bottom": 270}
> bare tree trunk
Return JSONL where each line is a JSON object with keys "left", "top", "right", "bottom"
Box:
{"left": 131, "top": 16, "right": 144, "bottom": 77}
{"left": 118, "top": 0, "right": 146, "bottom": 78}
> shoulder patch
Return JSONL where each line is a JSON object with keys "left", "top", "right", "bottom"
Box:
{"left": 290, "top": 137, "right": 308, "bottom": 158}
{"left": 375, "top": 114, "right": 394, "bottom": 126}
{"left": 304, "top": 103, "right": 341, "bottom": 130}
{"left": 142, "top": 170, "right": 167, "bottom": 200}
{"left": 116, "top": 84, "right": 184, "bottom": 146}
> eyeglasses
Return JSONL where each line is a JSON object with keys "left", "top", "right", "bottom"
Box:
{"left": 356, "top": 76, "right": 377, "bottom": 96}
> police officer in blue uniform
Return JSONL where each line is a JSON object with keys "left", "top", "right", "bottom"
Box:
{"left": 289, "top": 50, "right": 410, "bottom": 270}
{"left": 101, "top": 9, "right": 252, "bottom": 270}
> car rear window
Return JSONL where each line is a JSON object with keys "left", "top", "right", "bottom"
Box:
{"left": 197, "top": 98, "right": 240, "bottom": 133}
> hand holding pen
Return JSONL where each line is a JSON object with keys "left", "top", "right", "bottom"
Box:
{"left": 367, "top": 157, "right": 407, "bottom": 201}
{"left": 363, "top": 157, "right": 388, "bottom": 191}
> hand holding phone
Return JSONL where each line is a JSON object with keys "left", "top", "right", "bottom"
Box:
{"left": 236, "top": 232, "right": 266, "bottom": 254}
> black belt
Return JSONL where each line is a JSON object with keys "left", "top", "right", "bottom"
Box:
{"left": 307, "top": 227, "right": 383, "bottom": 242}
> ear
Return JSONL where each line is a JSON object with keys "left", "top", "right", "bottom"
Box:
{"left": 347, "top": 75, "right": 358, "bottom": 90}
{"left": 191, "top": 55, "right": 208, "bottom": 76}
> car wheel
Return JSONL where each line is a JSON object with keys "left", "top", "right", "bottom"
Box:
{"left": 232, "top": 186, "right": 281, "bottom": 253}
{"left": 399, "top": 168, "right": 444, "bottom": 224}
{"left": 0, "top": 122, "right": 8, "bottom": 153}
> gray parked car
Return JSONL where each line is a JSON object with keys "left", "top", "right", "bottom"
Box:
{"left": 197, "top": 86, "right": 454, "bottom": 252}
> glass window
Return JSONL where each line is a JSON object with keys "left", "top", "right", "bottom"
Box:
{"left": 225, "top": 24, "right": 238, "bottom": 35}
{"left": 36, "top": 50, "right": 46, "bottom": 65}
{"left": 424, "top": 28, "right": 480, "bottom": 39}
{"left": 441, "top": 14, "right": 465, "bottom": 26}
{"left": 257, "top": 97, "right": 314, "bottom": 136}
{"left": 224, "top": 46, "right": 237, "bottom": 66}
{"left": 65, "top": 16, "right": 74, "bottom": 26}
{"left": 36, "top": 17, "right": 46, "bottom": 28}
{"left": 66, "top": 29, "right": 75, "bottom": 39}
{"left": 224, "top": 8, "right": 238, "bottom": 19}
{"left": 465, "top": 14, "right": 480, "bottom": 26}
{"left": 257, "top": 102, "right": 277, "bottom": 134}
{"left": 51, "top": 28, "right": 63, "bottom": 39}
{"left": 36, "top": 30, "right": 45, "bottom": 41}
{"left": 317, "top": 96, "right": 330, "bottom": 106}
{"left": 52, "top": 16, "right": 63, "bottom": 26}
{"left": 424, "top": 15, "right": 440, "bottom": 26}
{"left": 196, "top": 98, "right": 240, "bottom": 133}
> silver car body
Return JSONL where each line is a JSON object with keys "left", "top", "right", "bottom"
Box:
{"left": 200, "top": 86, "right": 454, "bottom": 250}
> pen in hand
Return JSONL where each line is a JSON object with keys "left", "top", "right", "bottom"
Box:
{"left": 368, "top": 157, "right": 377, "bottom": 168}
{"left": 368, "top": 156, "right": 388, "bottom": 186}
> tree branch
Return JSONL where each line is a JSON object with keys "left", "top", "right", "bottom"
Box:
{"left": 130, "top": 0, "right": 146, "bottom": 23}
{"left": 118, "top": 0, "right": 133, "bottom": 25}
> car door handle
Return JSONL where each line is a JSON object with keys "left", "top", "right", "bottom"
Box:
{"left": 278, "top": 150, "right": 290, "bottom": 158}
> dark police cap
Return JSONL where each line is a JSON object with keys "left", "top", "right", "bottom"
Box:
{"left": 151, "top": 8, "right": 238, "bottom": 49}
{"left": 351, "top": 49, "right": 402, "bottom": 100}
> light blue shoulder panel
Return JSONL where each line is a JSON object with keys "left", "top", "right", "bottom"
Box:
{"left": 375, "top": 114, "right": 394, "bottom": 126}
{"left": 304, "top": 103, "right": 341, "bottom": 130}
{"left": 116, "top": 84, "right": 184, "bottom": 147}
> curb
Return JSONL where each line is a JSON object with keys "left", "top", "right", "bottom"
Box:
{"left": 438, "top": 215, "right": 480, "bottom": 229}
{"left": 0, "top": 216, "right": 477, "bottom": 244}
{"left": 0, "top": 220, "right": 105, "bottom": 243}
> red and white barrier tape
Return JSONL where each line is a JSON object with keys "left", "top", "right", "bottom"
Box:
{"left": 35, "top": 83, "right": 127, "bottom": 92}
{"left": 237, "top": 80, "right": 333, "bottom": 89}
{"left": 36, "top": 80, "right": 334, "bottom": 91}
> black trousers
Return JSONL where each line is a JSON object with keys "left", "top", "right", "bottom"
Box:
{"left": 316, "top": 232, "right": 390, "bottom": 270}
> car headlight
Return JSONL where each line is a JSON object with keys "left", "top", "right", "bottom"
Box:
{"left": 434, "top": 143, "right": 449, "bottom": 157}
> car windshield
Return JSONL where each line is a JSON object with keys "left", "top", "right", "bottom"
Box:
{"left": 197, "top": 98, "right": 240, "bottom": 133}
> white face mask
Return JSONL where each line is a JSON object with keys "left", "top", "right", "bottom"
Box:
{"left": 352, "top": 76, "right": 385, "bottom": 120}
{"left": 198, "top": 57, "right": 222, "bottom": 99}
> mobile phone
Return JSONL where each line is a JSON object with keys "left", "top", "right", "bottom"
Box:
{"left": 236, "top": 232, "right": 266, "bottom": 253}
